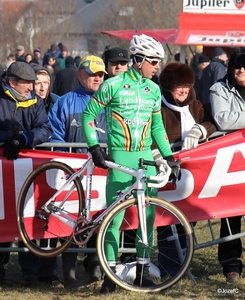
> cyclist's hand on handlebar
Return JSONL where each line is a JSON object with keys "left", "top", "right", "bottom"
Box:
{"left": 89, "top": 144, "right": 114, "bottom": 169}
{"left": 164, "top": 155, "right": 182, "bottom": 184}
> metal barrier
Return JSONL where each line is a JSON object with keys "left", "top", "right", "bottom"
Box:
{"left": 1, "top": 133, "right": 245, "bottom": 261}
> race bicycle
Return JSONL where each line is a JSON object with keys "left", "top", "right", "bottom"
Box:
{"left": 17, "top": 152, "right": 193, "bottom": 292}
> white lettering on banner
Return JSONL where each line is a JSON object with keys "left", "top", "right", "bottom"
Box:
{"left": 199, "top": 143, "right": 245, "bottom": 198}
{"left": 14, "top": 159, "right": 33, "bottom": 208}
{"left": 2, "top": 141, "right": 245, "bottom": 220}
{"left": 158, "top": 169, "right": 194, "bottom": 202}
{"left": 0, "top": 160, "right": 4, "bottom": 220}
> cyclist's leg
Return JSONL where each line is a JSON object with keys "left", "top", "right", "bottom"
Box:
{"left": 104, "top": 158, "right": 133, "bottom": 263}
{"left": 102, "top": 150, "right": 142, "bottom": 293}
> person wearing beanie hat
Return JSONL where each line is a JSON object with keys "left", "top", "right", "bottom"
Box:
{"left": 50, "top": 43, "right": 59, "bottom": 52}
{"left": 57, "top": 44, "right": 69, "bottom": 69}
{"left": 48, "top": 56, "right": 108, "bottom": 287}
{"left": 201, "top": 47, "right": 228, "bottom": 111}
{"left": 15, "top": 45, "right": 26, "bottom": 62}
{"left": 156, "top": 61, "right": 216, "bottom": 277}
{"left": 198, "top": 54, "right": 210, "bottom": 64}
{"left": 213, "top": 47, "right": 226, "bottom": 57}
{"left": 193, "top": 54, "right": 210, "bottom": 101}
{"left": 210, "top": 47, "right": 245, "bottom": 283}
{"left": 0, "top": 61, "right": 52, "bottom": 286}
{"left": 33, "top": 47, "right": 43, "bottom": 66}
{"left": 53, "top": 56, "right": 78, "bottom": 96}
{"left": 42, "top": 43, "right": 61, "bottom": 66}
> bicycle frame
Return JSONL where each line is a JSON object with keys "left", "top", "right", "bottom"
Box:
{"left": 40, "top": 153, "right": 170, "bottom": 248}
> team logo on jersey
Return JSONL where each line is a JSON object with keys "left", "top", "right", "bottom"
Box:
{"left": 144, "top": 87, "right": 151, "bottom": 94}
{"left": 101, "top": 84, "right": 108, "bottom": 92}
{"left": 234, "top": 0, "right": 244, "bottom": 9}
{"left": 123, "top": 84, "right": 130, "bottom": 89}
{"left": 119, "top": 90, "right": 135, "bottom": 95}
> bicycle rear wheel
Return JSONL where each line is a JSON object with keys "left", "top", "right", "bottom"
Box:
{"left": 97, "top": 196, "right": 193, "bottom": 293}
{"left": 17, "top": 161, "right": 84, "bottom": 257}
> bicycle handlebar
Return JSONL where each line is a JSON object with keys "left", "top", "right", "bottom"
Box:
{"left": 105, "top": 159, "right": 171, "bottom": 189}
{"left": 148, "top": 160, "right": 171, "bottom": 188}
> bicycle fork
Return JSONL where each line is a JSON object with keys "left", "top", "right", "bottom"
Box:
{"left": 136, "top": 169, "right": 149, "bottom": 248}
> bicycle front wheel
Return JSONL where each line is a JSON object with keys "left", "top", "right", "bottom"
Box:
{"left": 17, "top": 161, "right": 84, "bottom": 257}
{"left": 97, "top": 196, "right": 193, "bottom": 293}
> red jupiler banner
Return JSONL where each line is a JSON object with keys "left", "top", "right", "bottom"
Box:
{"left": 1, "top": 129, "right": 245, "bottom": 242}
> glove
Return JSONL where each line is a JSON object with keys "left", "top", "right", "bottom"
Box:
{"left": 183, "top": 124, "right": 203, "bottom": 150}
{"left": 3, "top": 134, "right": 26, "bottom": 160}
{"left": 164, "top": 155, "right": 182, "bottom": 184}
{"left": 89, "top": 144, "right": 114, "bottom": 169}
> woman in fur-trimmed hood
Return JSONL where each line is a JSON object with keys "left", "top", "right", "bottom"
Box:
{"left": 159, "top": 62, "right": 216, "bottom": 149}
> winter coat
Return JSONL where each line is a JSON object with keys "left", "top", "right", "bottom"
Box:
{"left": 210, "top": 79, "right": 245, "bottom": 130}
{"left": 48, "top": 82, "right": 107, "bottom": 153}
{"left": 201, "top": 57, "right": 227, "bottom": 108}
{"left": 0, "top": 79, "right": 52, "bottom": 146}
{"left": 52, "top": 65, "right": 78, "bottom": 96}
{"left": 161, "top": 88, "right": 217, "bottom": 145}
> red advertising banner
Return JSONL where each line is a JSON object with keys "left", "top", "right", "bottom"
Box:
{"left": 1, "top": 129, "right": 245, "bottom": 242}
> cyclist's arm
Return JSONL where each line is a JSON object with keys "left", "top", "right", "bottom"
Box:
{"left": 82, "top": 95, "right": 105, "bottom": 147}
{"left": 151, "top": 108, "right": 173, "bottom": 158}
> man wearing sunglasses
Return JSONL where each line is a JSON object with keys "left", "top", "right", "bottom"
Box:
{"left": 82, "top": 34, "right": 181, "bottom": 293}
{"left": 210, "top": 47, "right": 245, "bottom": 283}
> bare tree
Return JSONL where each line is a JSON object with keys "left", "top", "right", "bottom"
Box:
{"left": 0, "top": 0, "right": 78, "bottom": 64}
{"left": 96, "top": 0, "right": 183, "bottom": 61}
{"left": 0, "top": 0, "right": 183, "bottom": 66}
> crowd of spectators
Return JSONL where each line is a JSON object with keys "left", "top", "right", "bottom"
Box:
{"left": 1, "top": 39, "right": 244, "bottom": 291}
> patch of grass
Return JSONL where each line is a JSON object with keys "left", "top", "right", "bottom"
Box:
{"left": 1, "top": 221, "right": 245, "bottom": 300}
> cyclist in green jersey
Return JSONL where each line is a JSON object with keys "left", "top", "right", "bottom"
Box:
{"left": 82, "top": 34, "right": 180, "bottom": 293}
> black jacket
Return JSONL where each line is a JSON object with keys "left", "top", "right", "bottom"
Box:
{"left": 201, "top": 57, "right": 227, "bottom": 107}
{"left": 0, "top": 79, "right": 52, "bottom": 147}
{"left": 52, "top": 65, "right": 78, "bottom": 96}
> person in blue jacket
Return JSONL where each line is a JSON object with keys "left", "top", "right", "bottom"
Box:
{"left": 48, "top": 55, "right": 108, "bottom": 286}
{"left": 0, "top": 61, "right": 52, "bottom": 286}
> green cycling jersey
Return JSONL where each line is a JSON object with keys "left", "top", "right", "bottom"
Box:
{"left": 82, "top": 67, "right": 172, "bottom": 158}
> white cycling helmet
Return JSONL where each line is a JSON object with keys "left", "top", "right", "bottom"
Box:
{"left": 129, "top": 34, "right": 164, "bottom": 58}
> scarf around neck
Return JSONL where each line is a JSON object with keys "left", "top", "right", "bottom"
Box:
{"left": 161, "top": 95, "right": 195, "bottom": 140}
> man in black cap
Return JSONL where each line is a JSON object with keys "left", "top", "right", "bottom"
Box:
{"left": 201, "top": 47, "right": 228, "bottom": 111}
{"left": 0, "top": 61, "right": 52, "bottom": 286}
{"left": 103, "top": 47, "right": 129, "bottom": 79}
